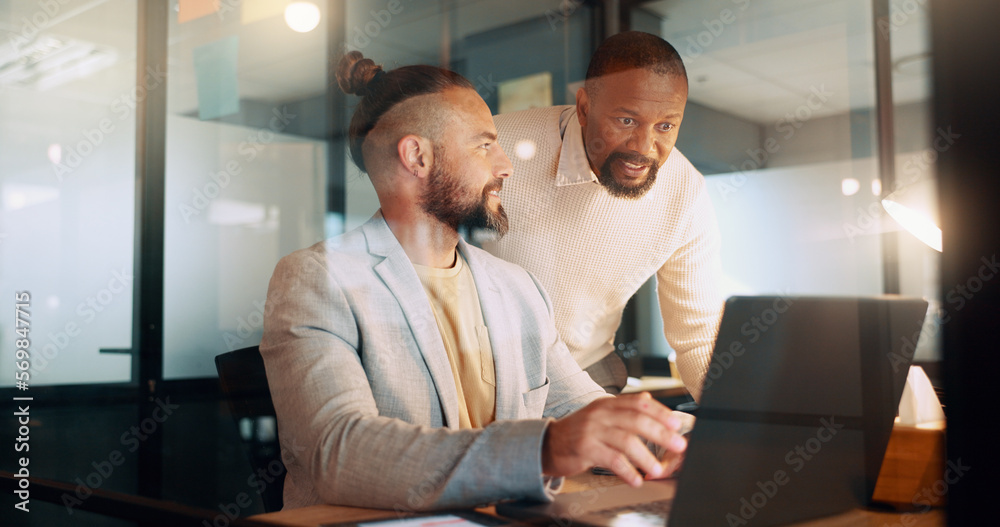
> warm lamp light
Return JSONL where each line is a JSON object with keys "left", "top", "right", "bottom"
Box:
{"left": 285, "top": 2, "right": 321, "bottom": 33}
{"left": 881, "top": 177, "right": 942, "bottom": 252}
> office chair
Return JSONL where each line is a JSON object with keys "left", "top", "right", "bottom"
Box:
{"left": 215, "top": 346, "right": 285, "bottom": 513}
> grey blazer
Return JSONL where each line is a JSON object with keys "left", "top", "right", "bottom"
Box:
{"left": 260, "top": 212, "right": 607, "bottom": 511}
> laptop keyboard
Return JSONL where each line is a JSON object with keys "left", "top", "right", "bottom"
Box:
{"left": 590, "top": 498, "right": 673, "bottom": 519}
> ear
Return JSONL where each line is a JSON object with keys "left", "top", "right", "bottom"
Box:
{"left": 576, "top": 85, "right": 591, "bottom": 127}
{"left": 397, "top": 134, "right": 434, "bottom": 180}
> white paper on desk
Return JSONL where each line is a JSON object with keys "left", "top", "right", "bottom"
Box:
{"left": 898, "top": 365, "right": 945, "bottom": 425}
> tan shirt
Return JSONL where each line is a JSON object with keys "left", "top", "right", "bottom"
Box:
{"left": 413, "top": 251, "right": 497, "bottom": 428}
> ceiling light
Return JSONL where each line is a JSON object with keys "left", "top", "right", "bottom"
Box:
{"left": 841, "top": 178, "right": 860, "bottom": 196}
{"left": 285, "top": 2, "right": 321, "bottom": 33}
{"left": 47, "top": 143, "right": 62, "bottom": 164}
{"left": 0, "top": 34, "right": 118, "bottom": 91}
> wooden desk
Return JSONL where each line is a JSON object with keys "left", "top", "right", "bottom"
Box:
{"left": 250, "top": 472, "right": 944, "bottom": 526}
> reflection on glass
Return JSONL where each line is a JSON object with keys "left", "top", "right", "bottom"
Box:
{"left": 631, "top": 0, "right": 938, "bottom": 360}
{"left": 0, "top": 0, "right": 137, "bottom": 386}
{"left": 887, "top": 0, "right": 939, "bottom": 360}
{"left": 162, "top": 3, "right": 328, "bottom": 379}
{"left": 631, "top": 0, "right": 879, "bottom": 298}
{"left": 626, "top": 0, "right": 899, "bottom": 359}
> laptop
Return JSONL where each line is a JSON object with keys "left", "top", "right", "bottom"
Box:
{"left": 497, "top": 295, "right": 929, "bottom": 526}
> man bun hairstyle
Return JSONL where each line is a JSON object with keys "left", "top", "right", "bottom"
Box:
{"left": 335, "top": 51, "right": 474, "bottom": 173}
{"left": 336, "top": 50, "right": 385, "bottom": 97}
{"left": 586, "top": 31, "right": 687, "bottom": 84}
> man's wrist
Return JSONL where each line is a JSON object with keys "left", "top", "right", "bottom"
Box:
{"left": 540, "top": 418, "right": 556, "bottom": 476}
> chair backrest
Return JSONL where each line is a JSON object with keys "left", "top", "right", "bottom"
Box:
{"left": 215, "top": 346, "right": 285, "bottom": 512}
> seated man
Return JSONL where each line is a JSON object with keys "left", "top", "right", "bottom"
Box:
{"left": 260, "top": 51, "right": 688, "bottom": 511}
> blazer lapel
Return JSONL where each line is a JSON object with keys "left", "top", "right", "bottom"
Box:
{"left": 363, "top": 213, "right": 461, "bottom": 429}
{"left": 459, "top": 239, "right": 525, "bottom": 421}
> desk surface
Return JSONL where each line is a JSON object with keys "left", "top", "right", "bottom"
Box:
{"left": 251, "top": 472, "right": 944, "bottom": 527}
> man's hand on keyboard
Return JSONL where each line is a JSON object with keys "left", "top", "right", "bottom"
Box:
{"left": 542, "top": 392, "right": 688, "bottom": 487}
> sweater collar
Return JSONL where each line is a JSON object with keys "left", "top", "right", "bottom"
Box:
{"left": 555, "top": 107, "right": 600, "bottom": 187}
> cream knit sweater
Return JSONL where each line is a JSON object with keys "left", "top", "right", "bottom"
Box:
{"left": 485, "top": 106, "right": 723, "bottom": 401}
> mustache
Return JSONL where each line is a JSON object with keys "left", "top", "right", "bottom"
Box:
{"left": 483, "top": 178, "right": 504, "bottom": 193}
{"left": 608, "top": 151, "right": 656, "bottom": 167}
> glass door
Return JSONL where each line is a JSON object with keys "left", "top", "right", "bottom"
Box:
{"left": 1, "top": 0, "right": 138, "bottom": 387}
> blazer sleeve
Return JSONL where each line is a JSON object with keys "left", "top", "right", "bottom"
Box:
{"left": 260, "top": 250, "right": 560, "bottom": 511}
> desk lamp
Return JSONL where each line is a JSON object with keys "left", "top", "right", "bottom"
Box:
{"left": 882, "top": 177, "right": 942, "bottom": 252}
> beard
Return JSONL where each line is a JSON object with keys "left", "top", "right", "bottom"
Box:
{"left": 597, "top": 150, "right": 660, "bottom": 199}
{"left": 420, "top": 154, "right": 509, "bottom": 239}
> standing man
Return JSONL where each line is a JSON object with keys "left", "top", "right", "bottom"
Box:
{"left": 260, "top": 52, "right": 688, "bottom": 511}
{"left": 486, "top": 31, "right": 723, "bottom": 399}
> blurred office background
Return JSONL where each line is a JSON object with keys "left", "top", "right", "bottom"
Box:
{"left": 0, "top": 0, "right": 952, "bottom": 524}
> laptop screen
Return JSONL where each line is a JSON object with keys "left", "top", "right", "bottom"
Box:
{"left": 671, "top": 296, "right": 928, "bottom": 526}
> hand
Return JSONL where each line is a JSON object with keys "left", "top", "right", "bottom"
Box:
{"left": 644, "top": 410, "right": 695, "bottom": 480}
{"left": 541, "top": 392, "right": 687, "bottom": 487}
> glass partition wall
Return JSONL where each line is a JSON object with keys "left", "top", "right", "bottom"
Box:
{"left": 0, "top": 0, "right": 138, "bottom": 388}
{"left": 626, "top": 0, "right": 940, "bottom": 364}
